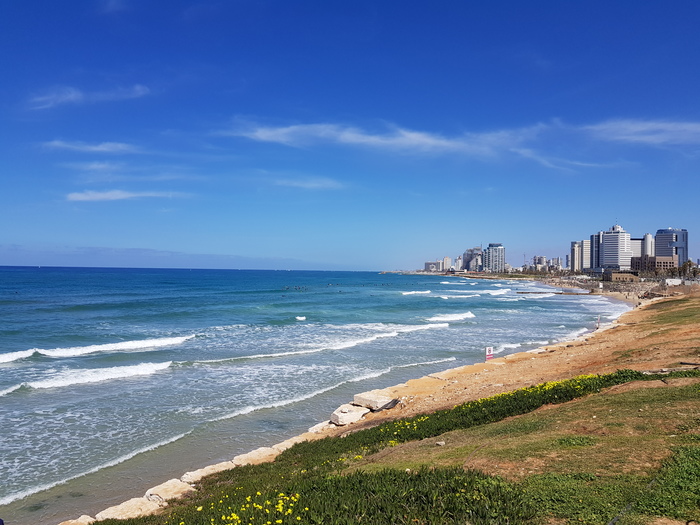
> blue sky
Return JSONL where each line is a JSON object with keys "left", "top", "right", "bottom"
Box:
{"left": 2, "top": 1, "right": 699, "bottom": 271}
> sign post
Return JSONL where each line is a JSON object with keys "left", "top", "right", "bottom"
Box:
{"left": 485, "top": 346, "right": 494, "bottom": 361}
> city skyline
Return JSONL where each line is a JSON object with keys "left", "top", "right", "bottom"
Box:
{"left": 2, "top": 2, "right": 700, "bottom": 271}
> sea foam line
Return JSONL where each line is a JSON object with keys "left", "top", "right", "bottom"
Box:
{"left": 213, "top": 356, "right": 458, "bottom": 422}
{"left": 401, "top": 290, "right": 431, "bottom": 295}
{"left": 190, "top": 324, "right": 450, "bottom": 365}
{"left": 427, "top": 312, "right": 476, "bottom": 322}
{"left": 1, "top": 362, "right": 173, "bottom": 396}
{"left": 0, "top": 431, "right": 191, "bottom": 506}
{"left": 0, "top": 336, "right": 194, "bottom": 363}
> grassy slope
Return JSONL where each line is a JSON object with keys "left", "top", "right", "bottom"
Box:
{"left": 100, "top": 296, "right": 700, "bottom": 525}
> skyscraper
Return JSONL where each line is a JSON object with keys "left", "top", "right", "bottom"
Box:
{"left": 655, "top": 228, "right": 689, "bottom": 264}
{"left": 483, "top": 243, "right": 505, "bottom": 273}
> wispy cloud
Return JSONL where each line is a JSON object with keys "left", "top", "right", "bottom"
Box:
{"left": 66, "top": 190, "right": 181, "bottom": 201}
{"left": 583, "top": 119, "right": 700, "bottom": 145}
{"left": 44, "top": 140, "right": 138, "bottom": 153}
{"left": 29, "top": 84, "right": 149, "bottom": 110}
{"left": 226, "top": 121, "right": 543, "bottom": 157}
{"left": 272, "top": 176, "right": 344, "bottom": 190}
{"left": 225, "top": 117, "right": 700, "bottom": 172}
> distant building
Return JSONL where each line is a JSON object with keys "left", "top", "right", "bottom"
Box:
{"left": 631, "top": 255, "right": 678, "bottom": 273}
{"left": 655, "top": 228, "right": 689, "bottom": 265}
{"left": 483, "top": 243, "right": 505, "bottom": 273}
{"left": 463, "top": 247, "right": 483, "bottom": 272}
{"left": 424, "top": 260, "right": 443, "bottom": 272}
{"left": 454, "top": 255, "right": 463, "bottom": 271}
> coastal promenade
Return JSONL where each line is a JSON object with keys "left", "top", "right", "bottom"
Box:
{"left": 56, "top": 281, "right": 700, "bottom": 524}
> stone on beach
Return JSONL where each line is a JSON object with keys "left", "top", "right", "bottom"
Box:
{"left": 233, "top": 446, "right": 279, "bottom": 465}
{"left": 181, "top": 460, "right": 239, "bottom": 483}
{"left": 58, "top": 515, "right": 96, "bottom": 525}
{"left": 308, "top": 420, "right": 335, "bottom": 433}
{"left": 94, "top": 497, "right": 162, "bottom": 521}
{"left": 271, "top": 435, "right": 308, "bottom": 452}
{"left": 145, "top": 478, "right": 195, "bottom": 503}
{"left": 330, "top": 403, "right": 370, "bottom": 425}
{"left": 353, "top": 389, "right": 398, "bottom": 411}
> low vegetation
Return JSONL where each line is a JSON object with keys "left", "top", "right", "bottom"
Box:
{"left": 100, "top": 369, "right": 700, "bottom": 525}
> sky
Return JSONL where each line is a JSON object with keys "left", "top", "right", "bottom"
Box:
{"left": 2, "top": 1, "right": 700, "bottom": 271}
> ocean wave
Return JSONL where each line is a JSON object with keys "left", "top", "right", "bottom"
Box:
{"left": 481, "top": 288, "right": 511, "bottom": 296}
{"left": 0, "top": 336, "right": 194, "bottom": 363}
{"left": 427, "top": 312, "right": 476, "bottom": 322}
{"left": 402, "top": 290, "right": 431, "bottom": 295}
{"left": 214, "top": 356, "right": 457, "bottom": 422}
{"left": 21, "top": 362, "right": 173, "bottom": 391}
{"left": 0, "top": 431, "right": 190, "bottom": 506}
{"left": 437, "top": 294, "right": 480, "bottom": 300}
{"left": 0, "top": 349, "right": 35, "bottom": 363}
{"left": 190, "top": 323, "right": 450, "bottom": 365}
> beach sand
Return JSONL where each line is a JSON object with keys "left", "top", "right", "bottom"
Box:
{"left": 58, "top": 285, "right": 700, "bottom": 524}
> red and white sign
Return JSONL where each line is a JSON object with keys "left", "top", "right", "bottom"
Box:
{"left": 485, "top": 346, "right": 494, "bottom": 360}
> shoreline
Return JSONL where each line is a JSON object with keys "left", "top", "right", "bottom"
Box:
{"left": 52, "top": 282, "right": 665, "bottom": 524}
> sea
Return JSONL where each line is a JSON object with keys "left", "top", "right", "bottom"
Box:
{"left": 0, "top": 266, "right": 630, "bottom": 524}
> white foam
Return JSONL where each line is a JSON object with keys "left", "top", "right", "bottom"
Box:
{"left": 0, "top": 384, "right": 23, "bottom": 397}
{"left": 482, "top": 288, "right": 511, "bottom": 296}
{"left": 436, "top": 294, "right": 480, "bottom": 299}
{"left": 427, "top": 312, "right": 476, "bottom": 322}
{"left": 0, "top": 349, "right": 37, "bottom": 363}
{"left": 194, "top": 323, "right": 450, "bottom": 364}
{"left": 0, "top": 431, "right": 190, "bottom": 506}
{"left": 215, "top": 356, "right": 456, "bottom": 422}
{"left": 402, "top": 290, "right": 431, "bottom": 295}
{"left": 26, "top": 362, "right": 172, "bottom": 390}
{"left": 37, "top": 336, "right": 195, "bottom": 358}
{"left": 295, "top": 316, "right": 306, "bottom": 321}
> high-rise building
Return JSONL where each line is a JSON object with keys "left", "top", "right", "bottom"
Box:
{"left": 463, "top": 247, "right": 482, "bottom": 272}
{"left": 655, "top": 228, "right": 689, "bottom": 264}
{"left": 570, "top": 241, "right": 582, "bottom": 272}
{"left": 643, "top": 233, "right": 655, "bottom": 257}
{"left": 600, "top": 225, "right": 633, "bottom": 270}
{"left": 483, "top": 243, "right": 505, "bottom": 273}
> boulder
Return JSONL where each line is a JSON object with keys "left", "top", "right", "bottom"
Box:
{"left": 353, "top": 390, "right": 396, "bottom": 411}
{"left": 271, "top": 435, "right": 307, "bottom": 453}
{"left": 232, "top": 446, "right": 278, "bottom": 465}
{"left": 330, "top": 404, "right": 369, "bottom": 426}
{"left": 58, "top": 515, "right": 96, "bottom": 525}
{"left": 308, "top": 420, "right": 335, "bottom": 433}
{"left": 145, "top": 478, "right": 195, "bottom": 503}
{"left": 181, "top": 461, "right": 238, "bottom": 484}
{"left": 95, "top": 497, "right": 162, "bottom": 521}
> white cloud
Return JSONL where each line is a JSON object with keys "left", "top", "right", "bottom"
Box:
{"left": 66, "top": 190, "right": 179, "bottom": 201}
{"left": 583, "top": 119, "right": 700, "bottom": 145}
{"left": 44, "top": 140, "right": 138, "bottom": 153}
{"left": 29, "top": 84, "right": 149, "bottom": 110}
{"left": 273, "top": 176, "right": 344, "bottom": 190}
{"left": 228, "top": 121, "right": 543, "bottom": 157}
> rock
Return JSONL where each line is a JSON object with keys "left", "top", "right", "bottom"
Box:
{"left": 271, "top": 435, "right": 307, "bottom": 452}
{"left": 353, "top": 390, "right": 396, "bottom": 411}
{"left": 58, "top": 515, "right": 96, "bottom": 525}
{"left": 233, "top": 446, "right": 278, "bottom": 465}
{"left": 145, "top": 478, "right": 195, "bottom": 503}
{"left": 308, "top": 420, "right": 335, "bottom": 433}
{"left": 95, "top": 498, "right": 162, "bottom": 521}
{"left": 331, "top": 404, "right": 369, "bottom": 426}
{"left": 436, "top": 441, "right": 446, "bottom": 446}
{"left": 181, "top": 461, "right": 238, "bottom": 484}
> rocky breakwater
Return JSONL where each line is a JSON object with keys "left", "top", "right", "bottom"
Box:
{"left": 57, "top": 389, "right": 400, "bottom": 525}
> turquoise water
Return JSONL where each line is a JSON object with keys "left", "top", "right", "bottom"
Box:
{"left": 0, "top": 267, "right": 629, "bottom": 524}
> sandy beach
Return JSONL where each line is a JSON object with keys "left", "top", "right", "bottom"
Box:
{"left": 55, "top": 281, "right": 700, "bottom": 524}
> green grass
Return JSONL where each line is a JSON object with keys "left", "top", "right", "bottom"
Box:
{"left": 97, "top": 370, "right": 700, "bottom": 525}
